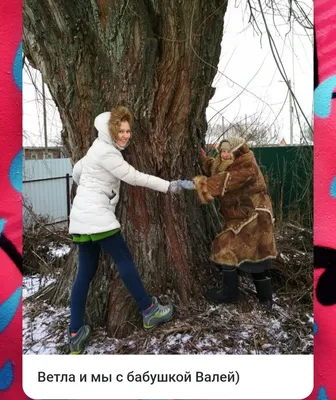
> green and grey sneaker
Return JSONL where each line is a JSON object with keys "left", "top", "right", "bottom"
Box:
{"left": 142, "top": 296, "right": 174, "bottom": 330}
{"left": 68, "top": 325, "right": 91, "bottom": 355}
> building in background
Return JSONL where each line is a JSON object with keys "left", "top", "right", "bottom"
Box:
{"left": 23, "top": 146, "right": 67, "bottom": 160}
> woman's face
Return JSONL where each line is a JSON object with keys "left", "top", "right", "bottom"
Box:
{"left": 116, "top": 121, "right": 131, "bottom": 147}
{"left": 220, "top": 149, "right": 232, "bottom": 161}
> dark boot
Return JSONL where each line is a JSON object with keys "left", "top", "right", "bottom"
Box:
{"left": 253, "top": 277, "right": 273, "bottom": 310}
{"left": 205, "top": 268, "right": 239, "bottom": 303}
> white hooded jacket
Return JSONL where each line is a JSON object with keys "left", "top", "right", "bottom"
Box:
{"left": 68, "top": 112, "right": 170, "bottom": 234}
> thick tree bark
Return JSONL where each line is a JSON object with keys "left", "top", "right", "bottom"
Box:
{"left": 23, "top": 0, "right": 227, "bottom": 337}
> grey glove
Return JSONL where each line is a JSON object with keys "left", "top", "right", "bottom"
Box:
{"left": 180, "top": 180, "right": 195, "bottom": 190}
{"left": 168, "top": 180, "right": 184, "bottom": 193}
{"left": 168, "top": 180, "right": 195, "bottom": 193}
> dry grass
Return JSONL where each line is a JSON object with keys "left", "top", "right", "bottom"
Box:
{"left": 23, "top": 217, "right": 313, "bottom": 355}
{"left": 23, "top": 216, "right": 72, "bottom": 276}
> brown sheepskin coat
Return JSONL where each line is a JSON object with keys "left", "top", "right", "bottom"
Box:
{"left": 194, "top": 143, "right": 277, "bottom": 267}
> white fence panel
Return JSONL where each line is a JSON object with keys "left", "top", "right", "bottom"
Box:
{"left": 23, "top": 158, "right": 72, "bottom": 181}
{"left": 23, "top": 158, "right": 73, "bottom": 227}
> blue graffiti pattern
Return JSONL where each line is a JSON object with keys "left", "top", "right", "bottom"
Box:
{"left": 0, "top": 362, "right": 14, "bottom": 391}
{"left": 9, "top": 150, "right": 22, "bottom": 194}
{"left": 12, "top": 42, "right": 22, "bottom": 91}
{"left": 330, "top": 177, "right": 336, "bottom": 199}
{"left": 318, "top": 386, "right": 329, "bottom": 400}
{"left": 0, "top": 288, "right": 21, "bottom": 333}
{"left": 0, "top": 219, "right": 5, "bottom": 235}
{"left": 0, "top": 288, "right": 21, "bottom": 392}
{"left": 314, "top": 75, "right": 336, "bottom": 118}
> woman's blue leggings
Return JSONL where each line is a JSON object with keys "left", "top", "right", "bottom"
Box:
{"left": 69, "top": 232, "right": 152, "bottom": 332}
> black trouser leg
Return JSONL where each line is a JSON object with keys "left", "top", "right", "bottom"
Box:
{"left": 252, "top": 271, "right": 273, "bottom": 309}
{"left": 205, "top": 267, "right": 239, "bottom": 303}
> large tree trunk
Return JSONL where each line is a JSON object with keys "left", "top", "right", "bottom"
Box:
{"left": 23, "top": 0, "right": 227, "bottom": 337}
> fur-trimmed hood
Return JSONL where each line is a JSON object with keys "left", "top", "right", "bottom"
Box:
{"left": 219, "top": 137, "right": 249, "bottom": 160}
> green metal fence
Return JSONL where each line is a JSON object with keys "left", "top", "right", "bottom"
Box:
{"left": 251, "top": 145, "right": 313, "bottom": 228}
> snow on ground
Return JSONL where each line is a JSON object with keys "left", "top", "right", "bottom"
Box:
{"left": 23, "top": 280, "right": 313, "bottom": 355}
{"left": 23, "top": 222, "right": 312, "bottom": 355}
{"left": 23, "top": 275, "right": 56, "bottom": 298}
{"left": 48, "top": 243, "right": 72, "bottom": 258}
{"left": 23, "top": 304, "right": 69, "bottom": 355}
{"left": 23, "top": 227, "right": 313, "bottom": 355}
{"left": 22, "top": 243, "right": 70, "bottom": 298}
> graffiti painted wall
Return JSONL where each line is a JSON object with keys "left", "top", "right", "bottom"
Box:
{"left": 309, "top": 0, "right": 336, "bottom": 399}
{"left": 0, "top": 2, "right": 25, "bottom": 400}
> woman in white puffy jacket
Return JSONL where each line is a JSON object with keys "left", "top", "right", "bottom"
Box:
{"left": 67, "top": 106, "right": 193, "bottom": 354}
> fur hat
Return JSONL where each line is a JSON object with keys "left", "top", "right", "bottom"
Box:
{"left": 219, "top": 137, "right": 245, "bottom": 152}
{"left": 219, "top": 141, "right": 231, "bottom": 151}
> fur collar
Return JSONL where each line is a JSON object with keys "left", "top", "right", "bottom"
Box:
{"left": 211, "top": 157, "right": 233, "bottom": 175}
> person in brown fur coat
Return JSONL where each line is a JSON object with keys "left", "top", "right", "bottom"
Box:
{"left": 194, "top": 137, "right": 277, "bottom": 309}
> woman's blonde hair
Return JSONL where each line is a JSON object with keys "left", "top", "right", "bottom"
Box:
{"left": 108, "top": 106, "right": 133, "bottom": 141}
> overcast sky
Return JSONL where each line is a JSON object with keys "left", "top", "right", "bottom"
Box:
{"left": 23, "top": 0, "right": 313, "bottom": 148}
